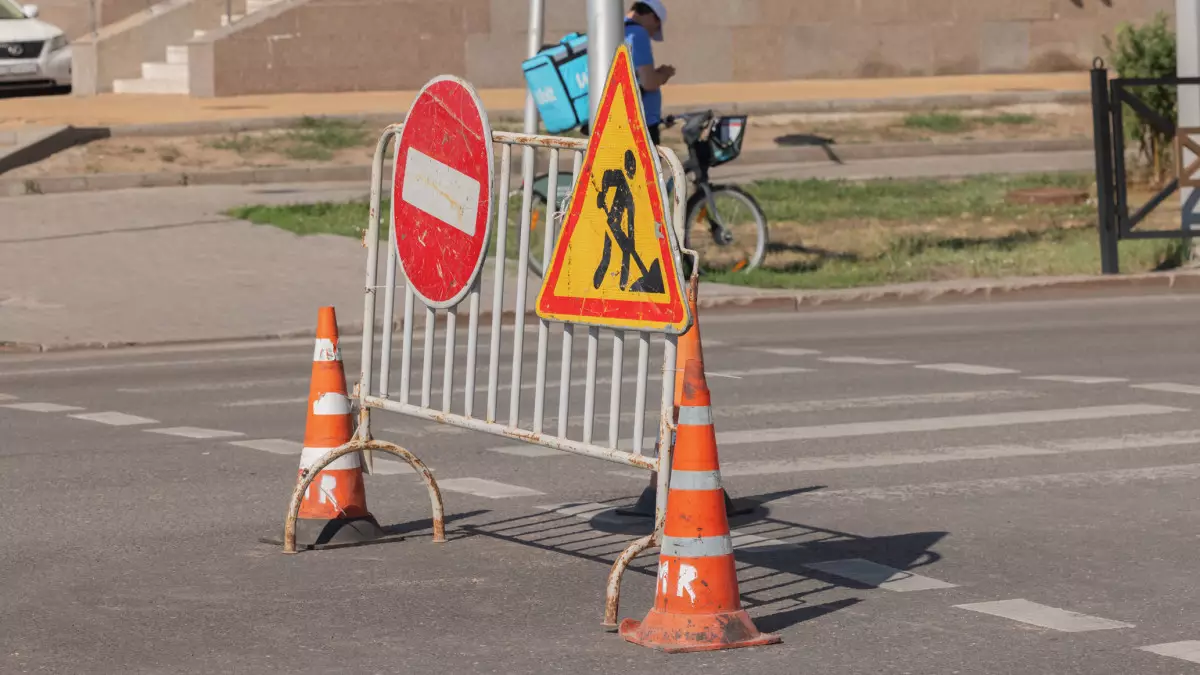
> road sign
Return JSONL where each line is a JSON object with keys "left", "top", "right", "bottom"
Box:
{"left": 392, "top": 75, "right": 494, "bottom": 309}
{"left": 535, "top": 44, "right": 691, "bottom": 334}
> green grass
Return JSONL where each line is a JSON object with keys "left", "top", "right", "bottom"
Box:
{"left": 227, "top": 172, "right": 1189, "bottom": 289}
{"left": 209, "top": 116, "right": 371, "bottom": 161}
{"left": 902, "top": 111, "right": 1039, "bottom": 134}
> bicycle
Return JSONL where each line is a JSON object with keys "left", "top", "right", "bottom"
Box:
{"left": 510, "top": 109, "right": 769, "bottom": 278}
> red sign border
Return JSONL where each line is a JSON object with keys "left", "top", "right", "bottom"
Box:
{"left": 391, "top": 75, "right": 495, "bottom": 310}
{"left": 535, "top": 46, "right": 690, "bottom": 335}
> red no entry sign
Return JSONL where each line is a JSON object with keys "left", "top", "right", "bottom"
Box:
{"left": 392, "top": 76, "right": 494, "bottom": 308}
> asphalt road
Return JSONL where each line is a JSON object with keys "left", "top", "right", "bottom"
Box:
{"left": 6, "top": 293, "right": 1200, "bottom": 673}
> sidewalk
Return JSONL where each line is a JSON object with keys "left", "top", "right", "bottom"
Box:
{"left": 0, "top": 72, "right": 1091, "bottom": 131}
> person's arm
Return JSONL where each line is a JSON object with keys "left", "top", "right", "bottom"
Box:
{"left": 628, "top": 27, "right": 673, "bottom": 91}
{"left": 636, "top": 64, "right": 674, "bottom": 91}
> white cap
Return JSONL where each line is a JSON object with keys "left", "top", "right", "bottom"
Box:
{"left": 639, "top": 0, "right": 667, "bottom": 41}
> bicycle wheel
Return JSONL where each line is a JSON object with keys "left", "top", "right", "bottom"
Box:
{"left": 684, "top": 185, "right": 769, "bottom": 273}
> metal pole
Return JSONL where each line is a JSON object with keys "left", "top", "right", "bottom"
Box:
{"left": 587, "top": 0, "right": 624, "bottom": 121}
{"left": 524, "top": 0, "right": 546, "bottom": 135}
{"left": 1179, "top": 0, "right": 1200, "bottom": 248}
{"left": 1091, "top": 62, "right": 1119, "bottom": 275}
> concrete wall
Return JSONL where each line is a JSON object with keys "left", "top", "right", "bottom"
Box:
{"left": 38, "top": 0, "right": 172, "bottom": 39}
{"left": 191, "top": 0, "right": 1176, "bottom": 97}
{"left": 72, "top": 0, "right": 244, "bottom": 95}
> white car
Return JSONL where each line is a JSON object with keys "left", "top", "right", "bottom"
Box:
{"left": 0, "top": 0, "right": 70, "bottom": 91}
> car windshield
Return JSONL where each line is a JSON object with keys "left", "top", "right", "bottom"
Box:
{"left": 0, "top": 0, "right": 26, "bottom": 19}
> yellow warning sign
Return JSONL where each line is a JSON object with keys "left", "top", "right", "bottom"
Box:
{"left": 535, "top": 44, "right": 691, "bottom": 334}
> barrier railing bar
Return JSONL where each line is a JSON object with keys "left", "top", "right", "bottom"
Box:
{"left": 608, "top": 331, "right": 625, "bottom": 449}
{"left": 361, "top": 124, "right": 401, "bottom": 408}
{"left": 632, "top": 332, "right": 650, "bottom": 456}
{"left": 533, "top": 148, "right": 561, "bottom": 432}
{"left": 464, "top": 283, "right": 481, "bottom": 418}
{"left": 378, "top": 213, "right": 399, "bottom": 398}
{"left": 420, "top": 307, "right": 436, "bottom": 408}
{"left": 556, "top": 150, "right": 585, "bottom": 439}
{"left": 487, "top": 143, "right": 514, "bottom": 423}
{"left": 509, "top": 144, "right": 539, "bottom": 427}
{"left": 442, "top": 307, "right": 456, "bottom": 413}
{"left": 399, "top": 286, "right": 415, "bottom": 404}
{"left": 583, "top": 326, "right": 600, "bottom": 444}
{"left": 363, "top": 396, "right": 657, "bottom": 470}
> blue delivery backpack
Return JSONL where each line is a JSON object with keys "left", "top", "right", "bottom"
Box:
{"left": 522, "top": 32, "right": 590, "bottom": 134}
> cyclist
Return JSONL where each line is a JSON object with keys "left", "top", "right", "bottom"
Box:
{"left": 623, "top": 0, "right": 674, "bottom": 145}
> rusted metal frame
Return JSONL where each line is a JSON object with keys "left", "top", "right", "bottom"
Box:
{"left": 508, "top": 141, "right": 538, "bottom": 427}
{"left": 556, "top": 150, "right": 585, "bottom": 439}
{"left": 533, "top": 148, "right": 561, "bottom": 432}
{"left": 362, "top": 395, "right": 658, "bottom": 470}
{"left": 282, "top": 439, "right": 444, "bottom": 554}
{"left": 486, "top": 143, "right": 514, "bottom": 423}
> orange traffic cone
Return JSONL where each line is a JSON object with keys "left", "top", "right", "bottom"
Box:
{"left": 618, "top": 278, "right": 749, "bottom": 518}
{"left": 293, "top": 306, "right": 385, "bottom": 549}
{"left": 619, "top": 359, "right": 781, "bottom": 653}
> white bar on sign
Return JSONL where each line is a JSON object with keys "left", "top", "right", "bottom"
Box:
{"left": 402, "top": 146, "right": 480, "bottom": 236}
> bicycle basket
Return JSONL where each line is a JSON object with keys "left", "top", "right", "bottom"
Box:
{"left": 707, "top": 115, "right": 747, "bottom": 167}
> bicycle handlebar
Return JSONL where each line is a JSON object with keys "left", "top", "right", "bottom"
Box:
{"left": 662, "top": 109, "right": 714, "bottom": 129}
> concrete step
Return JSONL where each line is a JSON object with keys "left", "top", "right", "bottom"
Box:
{"left": 193, "top": 28, "right": 206, "bottom": 39}
{"left": 219, "top": 13, "right": 244, "bottom": 26}
{"left": 112, "top": 77, "right": 190, "bottom": 94}
{"left": 141, "top": 62, "right": 188, "bottom": 80}
{"left": 166, "top": 45, "right": 188, "bottom": 65}
{"left": 246, "top": 0, "right": 281, "bottom": 12}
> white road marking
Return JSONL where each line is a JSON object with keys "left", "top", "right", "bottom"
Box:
{"left": 1139, "top": 641, "right": 1200, "bottom": 664}
{"left": 787, "top": 462, "right": 1200, "bottom": 504}
{"left": 706, "top": 366, "right": 814, "bottom": 379}
{"left": 0, "top": 353, "right": 296, "bottom": 378}
{"left": 0, "top": 393, "right": 15, "bottom": 401}
{"left": 68, "top": 411, "right": 158, "bottom": 426}
{"left": 702, "top": 339, "right": 728, "bottom": 348}
{"left": 954, "top": 599, "right": 1133, "bottom": 632}
{"left": 402, "top": 146, "right": 481, "bottom": 235}
{"left": 230, "top": 439, "right": 303, "bottom": 455}
{"left": 1, "top": 402, "right": 84, "bottom": 412}
{"left": 722, "top": 390, "right": 1037, "bottom": 417}
{"left": 367, "top": 459, "right": 418, "bottom": 475}
{"left": 1024, "top": 375, "right": 1129, "bottom": 384}
{"left": 488, "top": 445, "right": 568, "bottom": 457}
{"left": 804, "top": 558, "right": 956, "bottom": 592}
{"left": 820, "top": 356, "right": 914, "bottom": 365}
{"left": 381, "top": 425, "right": 468, "bottom": 438}
{"left": 438, "top": 477, "right": 545, "bottom": 499}
{"left": 915, "top": 363, "right": 1019, "bottom": 375}
{"left": 716, "top": 429, "right": 1200, "bottom": 476}
{"left": 743, "top": 347, "right": 821, "bottom": 356}
{"left": 118, "top": 377, "right": 309, "bottom": 394}
{"left": 146, "top": 427, "right": 245, "bottom": 439}
{"left": 222, "top": 396, "right": 308, "bottom": 408}
{"left": 716, "top": 404, "right": 1183, "bottom": 445}
{"left": 1132, "top": 382, "right": 1200, "bottom": 395}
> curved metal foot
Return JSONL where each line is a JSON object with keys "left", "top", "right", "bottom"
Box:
{"left": 603, "top": 530, "right": 658, "bottom": 631}
{"left": 282, "top": 439, "right": 445, "bottom": 554}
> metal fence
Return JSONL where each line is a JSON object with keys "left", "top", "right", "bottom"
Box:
{"left": 284, "top": 124, "right": 694, "bottom": 627}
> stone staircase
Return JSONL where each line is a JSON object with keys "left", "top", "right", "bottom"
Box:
{"left": 111, "top": 0, "right": 282, "bottom": 94}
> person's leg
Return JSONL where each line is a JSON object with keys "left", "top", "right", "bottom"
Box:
{"left": 648, "top": 123, "right": 661, "bottom": 146}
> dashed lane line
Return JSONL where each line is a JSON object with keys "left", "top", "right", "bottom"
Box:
{"left": 954, "top": 599, "right": 1133, "bottom": 632}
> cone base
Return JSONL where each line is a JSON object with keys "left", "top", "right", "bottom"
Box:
{"left": 617, "top": 487, "right": 758, "bottom": 519}
{"left": 293, "top": 514, "right": 386, "bottom": 550}
{"left": 618, "top": 610, "right": 781, "bottom": 653}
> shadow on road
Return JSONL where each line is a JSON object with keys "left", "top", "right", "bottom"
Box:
{"left": 457, "top": 487, "right": 949, "bottom": 633}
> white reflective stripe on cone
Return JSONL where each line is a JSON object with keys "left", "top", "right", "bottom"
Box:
{"left": 300, "top": 446, "right": 361, "bottom": 471}
{"left": 677, "top": 405, "right": 713, "bottom": 426}
{"left": 312, "top": 392, "right": 351, "bottom": 415}
{"left": 669, "top": 469, "right": 723, "bottom": 491}
{"left": 313, "top": 338, "right": 341, "bottom": 362}
{"left": 661, "top": 534, "right": 734, "bottom": 558}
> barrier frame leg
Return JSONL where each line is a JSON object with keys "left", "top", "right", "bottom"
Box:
{"left": 282, "top": 439, "right": 445, "bottom": 554}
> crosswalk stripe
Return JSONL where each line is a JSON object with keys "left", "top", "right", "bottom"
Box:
{"left": 229, "top": 439, "right": 302, "bottom": 455}
{"left": 146, "top": 427, "right": 244, "bottom": 439}
{"left": 715, "top": 404, "right": 1183, "bottom": 445}
{"left": 1139, "top": 641, "right": 1200, "bottom": 664}
{"left": 716, "top": 429, "right": 1200, "bottom": 477}
{"left": 438, "top": 477, "right": 544, "bottom": 499}
{"left": 119, "top": 377, "right": 309, "bottom": 394}
{"left": 820, "top": 357, "right": 914, "bottom": 365}
{"left": 744, "top": 347, "right": 821, "bottom": 356}
{"left": 1, "top": 402, "right": 84, "bottom": 412}
{"left": 68, "top": 411, "right": 158, "bottom": 426}
{"left": 954, "top": 599, "right": 1133, "bottom": 632}
{"left": 786, "top": 462, "right": 1200, "bottom": 504}
{"left": 915, "top": 363, "right": 1019, "bottom": 375}
{"left": 721, "top": 389, "right": 1038, "bottom": 417}
{"left": 804, "top": 558, "right": 956, "bottom": 592}
{"left": 0, "top": 393, "right": 16, "bottom": 401}
{"left": 1024, "top": 375, "right": 1129, "bottom": 384}
{"left": 1132, "top": 382, "right": 1200, "bottom": 395}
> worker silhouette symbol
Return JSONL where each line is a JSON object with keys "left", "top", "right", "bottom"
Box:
{"left": 593, "top": 149, "right": 664, "bottom": 294}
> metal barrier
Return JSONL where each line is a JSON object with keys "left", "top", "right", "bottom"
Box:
{"left": 285, "top": 124, "right": 694, "bottom": 627}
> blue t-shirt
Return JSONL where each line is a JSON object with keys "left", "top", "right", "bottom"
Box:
{"left": 624, "top": 20, "right": 662, "bottom": 126}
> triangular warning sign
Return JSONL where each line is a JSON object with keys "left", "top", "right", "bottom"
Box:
{"left": 535, "top": 44, "right": 692, "bottom": 335}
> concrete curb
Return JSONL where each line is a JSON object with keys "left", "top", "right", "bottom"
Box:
{"left": 0, "top": 125, "right": 111, "bottom": 175}
{"left": 101, "top": 89, "right": 1092, "bottom": 138}
{"left": 0, "top": 136, "right": 1093, "bottom": 197}
{"left": 5, "top": 270, "right": 1200, "bottom": 354}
